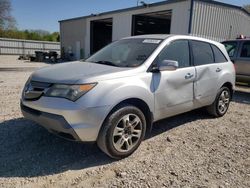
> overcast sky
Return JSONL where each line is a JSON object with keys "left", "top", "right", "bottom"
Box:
{"left": 11, "top": 0, "right": 250, "bottom": 32}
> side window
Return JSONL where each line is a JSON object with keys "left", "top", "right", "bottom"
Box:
{"left": 222, "top": 42, "right": 237, "bottom": 57}
{"left": 211, "top": 45, "right": 227, "bottom": 63}
{"left": 191, "top": 40, "right": 214, "bottom": 66}
{"left": 240, "top": 42, "right": 250, "bottom": 58}
{"left": 157, "top": 40, "right": 190, "bottom": 68}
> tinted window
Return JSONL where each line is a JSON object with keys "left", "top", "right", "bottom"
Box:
{"left": 222, "top": 41, "right": 237, "bottom": 57}
{"left": 211, "top": 45, "right": 227, "bottom": 63}
{"left": 157, "top": 40, "right": 190, "bottom": 68}
{"left": 240, "top": 42, "right": 250, "bottom": 58}
{"left": 191, "top": 40, "right": 214, "bottom": 66}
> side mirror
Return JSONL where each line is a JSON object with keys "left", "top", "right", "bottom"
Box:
{"left": 159, "top": 60, "right": 179, "bottom": 71}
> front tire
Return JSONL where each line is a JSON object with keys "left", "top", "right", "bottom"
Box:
{"left": 207, "top": 86, "right": 231, "bottom": 117}
{"left": 97, "top": 104, "right": 146, "bottom": 159}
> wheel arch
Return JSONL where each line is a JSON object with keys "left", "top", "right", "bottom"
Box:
{"left": 99, "top": 98, "right": 154, "bottom": 138}
{"left": 221, "top": 82, "right": 234, "bottom": 99}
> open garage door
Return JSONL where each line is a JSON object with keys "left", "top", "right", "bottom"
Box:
{"left": 132, "top": 10, "right": 172, "bottom": 36}
{"left": 90, "top": 18, "right": 112, "bottom": 54}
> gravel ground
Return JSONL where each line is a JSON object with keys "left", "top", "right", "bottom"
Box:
{"left": 0, "top": 56, "right": 249, "bottom": 188}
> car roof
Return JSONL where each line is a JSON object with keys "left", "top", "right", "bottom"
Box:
{"left": 123, "top": 34, "right": 222, "bottom": 46}
{"left": 123, "top": 34, "right": 229, "bottom": 60}
{"left": 123, "top": 34, "right": 173, "bottom": 40}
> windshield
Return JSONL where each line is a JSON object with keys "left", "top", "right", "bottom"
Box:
{"left": 85, "top": 38, "right": 162, "bottom": 67}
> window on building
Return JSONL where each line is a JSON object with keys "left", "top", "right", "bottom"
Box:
{"left": 191, "top": 40, "right": 214, "bottom": 66}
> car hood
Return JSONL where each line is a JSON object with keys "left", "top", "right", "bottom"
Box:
{"left": 31, "top": 61, "right": 135, "bottom": 84}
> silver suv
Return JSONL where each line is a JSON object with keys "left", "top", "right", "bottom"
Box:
{"left": 21, "top": 35, "right": 235, "bottom": 159}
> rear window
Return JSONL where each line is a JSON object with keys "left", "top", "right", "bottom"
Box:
{"left": 191, "top": 40, "right": 214, "bottom": 66}
{"left": 222, "top": 41, "right": 237, "bottom": 57}
{"left": 211, "top": 45, "right": 227, "bottom": 63}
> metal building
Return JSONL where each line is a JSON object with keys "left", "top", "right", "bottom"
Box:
{"left": 59, "top": 0, "right": 250, "bottom": 60}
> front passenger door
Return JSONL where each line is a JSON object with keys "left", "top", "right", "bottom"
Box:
{"left": 153, "top": 40, "right": 195, "bottom": 120}
{"left": 235, "top": 41, "right": 250, "bottom": 80}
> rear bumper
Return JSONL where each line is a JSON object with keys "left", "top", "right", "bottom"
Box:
{"left": 20, "top": 97, "right": 111, "bottom": 142}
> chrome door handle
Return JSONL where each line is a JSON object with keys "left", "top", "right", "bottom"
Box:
{"left": 185, "top": 73, "right": 194, "bottom": 79}
{"left": 216, "top": 68, "right": 222, "bottom": 72}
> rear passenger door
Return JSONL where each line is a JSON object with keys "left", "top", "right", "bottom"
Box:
{"left": 235, "top": 41, "right": 250, "bottom": 77}
{"left": 191, "top": 40, "right": 227, "bottom": 106}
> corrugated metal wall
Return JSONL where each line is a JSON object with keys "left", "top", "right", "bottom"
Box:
{"left": 0, "top": 38, "right": 60, "bottom": 55}
{"left": 191, "top": 1, "right": 250, "bottom": 41}
{"left": 61, "top": 0, "right": 190, "bottom": 58}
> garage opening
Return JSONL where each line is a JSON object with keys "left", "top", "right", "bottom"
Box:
{"left": 90, "top": 18, "right": 113, "bottom": 54}
{"left": 132, "top": 10, "right": 172, "bottom": 36}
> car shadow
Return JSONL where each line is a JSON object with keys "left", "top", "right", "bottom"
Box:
{"left": 149, "top": 109, "right": 212, "bottom": 139}
{"left": 0, "top": 108, "right": 211, "bottom": 178}
{"left": 232, "top": 89, "right": 250, "bottom": 105}
{"left": 0, "top": 118, "right": 114, "bottom": 178}
{"left": 0, "top": 90, "right": 248, "bottom": 178}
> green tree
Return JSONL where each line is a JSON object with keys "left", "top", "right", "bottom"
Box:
{"left": 0, "top": 0, "right": 16, "bottom": 30}
{"left": 0, "top": 0, "right": 59, "bottom": 42}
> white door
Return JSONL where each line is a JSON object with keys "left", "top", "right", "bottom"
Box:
{"left": 153, "top": 40, "right": 195, "bottom": 120}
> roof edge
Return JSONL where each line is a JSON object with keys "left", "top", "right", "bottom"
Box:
{"left": 59, "top": 0, "right": 250, "bottom": 23}
{"left": 58, "top": 0, "right": 186, "bottom": 23}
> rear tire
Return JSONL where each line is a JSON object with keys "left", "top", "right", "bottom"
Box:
{"left": 207, "top": 87, "right": 231, "bottom": 117}
{"left": 97, "top": 104, "right": 146, "bottom": 159}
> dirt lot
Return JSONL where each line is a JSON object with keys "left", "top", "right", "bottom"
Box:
{"left": 0, "top": 56, "right": 249, "bottom": 188}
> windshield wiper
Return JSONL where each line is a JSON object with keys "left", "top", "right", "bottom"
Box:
{"left": 92, "top": 61, "right": 118, "bottom": 67}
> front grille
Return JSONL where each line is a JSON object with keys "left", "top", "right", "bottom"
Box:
{"left": 24, "top": 81, "right": 52, "bottom": 101}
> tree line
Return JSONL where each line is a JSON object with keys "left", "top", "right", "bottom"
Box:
{"left": 0, "top": 29, "right": 60, "bottom": 42}
{"left": 0, "top": 0, "right": 59, "bottom": 42}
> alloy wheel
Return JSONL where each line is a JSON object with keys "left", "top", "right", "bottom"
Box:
{"left": 217, "top": 90, "right": 230, "bottom": 114}
{"left": 112, "top": 114, "right": 142, "bottom": 152}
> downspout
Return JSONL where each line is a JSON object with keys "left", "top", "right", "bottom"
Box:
{"left": 188, "top": 0, "right": 194, "bottom": 34}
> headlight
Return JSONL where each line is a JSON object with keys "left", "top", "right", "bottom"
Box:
{"left": 45, "top": 83, "right": 96, "bottom": 101}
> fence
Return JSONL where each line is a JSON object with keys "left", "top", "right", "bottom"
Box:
{"left": 0, "top": 38, "right": 60, "bottom": 55}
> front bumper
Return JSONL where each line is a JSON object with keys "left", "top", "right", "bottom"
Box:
{"left": 20, "top": 97, "right": 110, "bottom": 142}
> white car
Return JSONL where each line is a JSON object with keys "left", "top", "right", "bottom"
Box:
{"left": 21, "top": 35, "right": 235, "bottom": 158}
